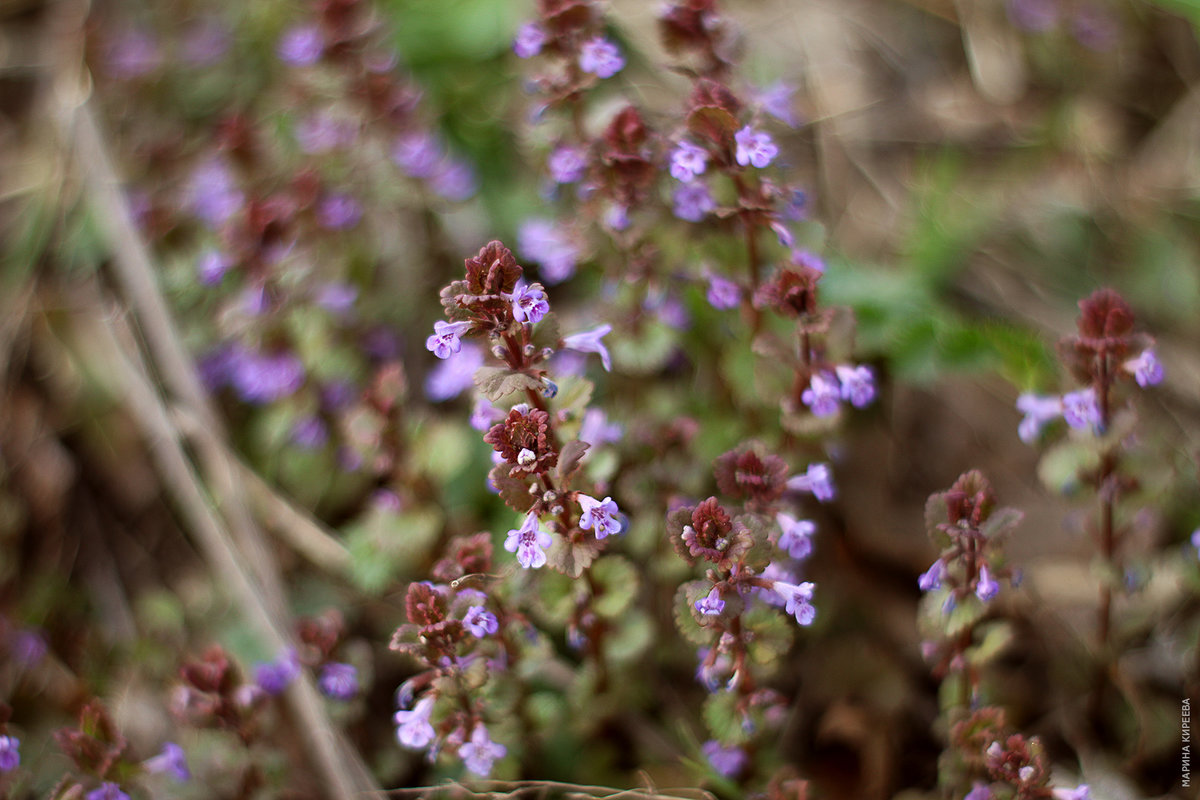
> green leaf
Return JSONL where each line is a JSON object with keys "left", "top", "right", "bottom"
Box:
{"left": 474, "top": 367, "right": 545, "bottom": 402}
{"left": 702, "top": 691, "right": 753, "bottom": 746}
{"left": 415, "top": 421, "right": 474, "bottom": 481}
{"left": 546, "top": 537, "right": 602, "bottom": 578}
{"left": 944, "top": 594, "right": 986, "bottom": 637}
{"left": 1038, "top": 439, "right": 1101, "bottom": 495}
{"left": 555, "top": 439, "right": 590, "bottom": 488}
{"left": 968, "top": 621, "right": 1014, "bottom": 667}
{"left": 489, "top": 463, "right": 535, "bottom": 513}
{"left": 674, "top": 581, "right": 716, "bottom": 645}
{"left": 590, "top": 555, "right": 639, "bottom": 619}
{"left": 981, "top": 507, "right": 1024, "bottom": 540}
{"left": 345, "top": 507, "right": 442, "bottom": 594}
{"left": 743, "top": 605, "right": 795, "bottom": 665}
{"left": 605, "top": 610, "right": 653, "bottom": 663}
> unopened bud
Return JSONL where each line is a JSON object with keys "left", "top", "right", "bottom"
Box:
{"left": 542, "top": 379, "right": 558, "bottom": 399}
{"left": 542, "top": 490, "right": 556, "bottom": 503}
{"left": 491, "top": 345, "right": 506, "bottom": 359}
{"left": 523, "top": 343, "right": 536, "bottom": 357}
{"left": 517, "top": 448, "right": 536, "bottom": 466}
{"left": 550, "top": 504, "right": 564, "bottom": 515}
{"left": 541, "top": 347, "right": 554, "bottom": 360}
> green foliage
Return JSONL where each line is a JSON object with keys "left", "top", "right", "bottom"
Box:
{"left": 345, "top": 506, "right": 442, "bottom": 594}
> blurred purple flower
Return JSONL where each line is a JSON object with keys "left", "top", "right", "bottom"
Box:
{"left": 801, "top": 372, "right": 841, "bottom": 417}
{"left": 702, "top": 740, "right": 747, "bottom": 778}
{"left": 362, "top": 326, "right": 401, "bottom": 361}
{"left": 1007, "top": 0, "right": 1059, "bottom": 32}
{"left": 182, "top": 20, "right": 230, "bottom": 66}
{"left": 239, "top": 285, "right": 269, "bottom": 316}
{"left": 1072, "top": 5, "right": 1116, "bottom": 51}
{"left": 734, "top": 126, "right": 778, "bottom": 168}
{"left": 1016, "top": 393, "right": 1062, "bottom": 443}
{"left": 1061, "top": 388, "right": 1101, "bottom": 430}
{"left": 562, "top": 324, "right": 612, "bottom": 372}
{"left": 604, "top": 204, "right": 630, "bottom": 231}
{"left": 470, "top": 397, "right": 504, "bottom": 432}
{"left": 188, "top": 159, "right": 243, "bottom": 229}
{"left": 755, "top": 80, "right": 801, "bottom": 127}
{"left": 394, "top": 695, "right": 436, "bottom": 749}
{"left": 431, "top": 160, "right": 477, "bottom": 201}
{"left": 277, "top": 24, "right": 324, "bottom": 66}
{"left": 372, "top": 489, "right": 403, "bottom": 513}
{"left": 776, "top": 513, "right": 815, "bottom": 560}
{"left": 1191, "top": 528, "right": 1200, "bottom": 558}
{"left": 548, "top": 145, "right": 588, "bottom": 184}
{"left": 782, "top": 187, "right": 811, "bottom": 221}
{"left": 463, "top": 606, "right": 499, "bottom": 638}
{"left": 196, "top": 249, "right": 232, "bottom": 286}
{"left": 705, "top": 274, "right": 741, "bottom": 310}
{"left": 788, "top": 462, "right": 835, "bottom": 501}
{"left": 918, "top": 559, "right": 945, "bottom": 592}
{"left": 578, "top": 407, "right": 621, "bottom": 447}
{"left": 0, "top": 735, "right": 18, "bottom": 771}
{"left": 316, "top": 193, "right": 363, "bottom": 230}
{"left": 793, "top": 249, "right": 826, "bottom": 274}
{"left": 85, "top": 783, "right": 131, "bottom": 800}
{"left": 426, "top": 342, "right": 484, "bottom": 401}
{"left": 669, "top": 140, "right": 708, "bottom": 182}
{"left": 836, "top": 364, "right": 876, "bottom": 408}
{"left": 254, "top": 648, "right": 300, "bottom": 695}
{"left": 518, "top": 219, "right": 579, "bottom": 284}
{"left": 107, "top": 29, "right": 162, "bottom": 79}
{"left": 229, "top": 348, "right": 305, "bottom": 404}
{"left": 459, "top": 724, "right": 506, "bottom": 776}
{"left": 144, "top": 742, "right": 190, "bottom": 782}
{"left": 975, "top": 565, "right": 1000, "bottom": 603}
{"left": 1123, "top": 349, "right": 1163, "bottom": 387}
{"left": 12, "top": 628, "right": 47, "bottom": 666}
{"left": 291, "top": 416, "right": 328, "bottom": 449}
{"left": 391, "top": 131, "right": 443, "bottom": 178}
{"left": 513, "top": 22, "right": 547, "bottom": 59}
{"left": 672, "top": 182, "right": 715, "bottom": 222}
{"left": 296, "top": 113, "right": 356, "bottom": 153}
{"left": 579, "top": 36, "right": 624, "bottom": 78}
{"left": 316, "top": 282, "right": 358, "bottom": 317}
{"left": 319, "top": 662, "right": 359, "bottom": 700}
{"left": 965, "top": 783, "right": 992, "bottom": 800}
{"left": 773, "top": 580, "right": 817, "bottom": 625}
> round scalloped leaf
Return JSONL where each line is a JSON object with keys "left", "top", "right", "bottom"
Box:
{"left": 702, "top": 690, "right": 752, "bottom": 746}
{"left": 944, "top": 594, "right": 986, "bottom": 638}
{"left": 980, "top": 507, "right": 1024, "bottom": 540}
{"left": 967, "top": 621, "right": 1014, "bottom": 668}
{"left": 743, "top": 604, "right": 795, "bottom": 665}
{"left": 536, "top": 567, "right": 581, "bottom": 623}
{"left": 590, "top": 555, "right": 639, "bottom": 619}
{"left": 734, "top": 514, "right": 773, "bottom": 572}
{"left": 674, "top": 581, "right": 718, "bottom": 645}
{"left": 605, "top": 609, "right": 654, "bottom": 663}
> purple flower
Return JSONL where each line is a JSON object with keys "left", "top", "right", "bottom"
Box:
{"left": 1016, "top": 393, "right": 1063, "bottom": 443}
{"left": 254, "top": 648, "right": 300, "bottom": 695}
{"left": 793, "top": 249, "right": 827, "bottom": 274}
{"left": 965, "top": 783, "right": 993, "bottom": 800}
{"left": 754, "top": 80, "right": 800, "bottom": 127}
{"left": 1052, "top": 786, "right": 1091, "bottom": 800}
{"left": 578, "top": 408, "right": 622, "bottom": 447}
{"left": 734, "top": 126, "right": 778, "bottom": 168}
{"left": 505, "top": 512, "right": 552, "bottom": 569}
{"left": 801, "top": 372, "right": 841, "bottom": 417}
{"left": 579, "top": 36, "right": 624, "bottom": 79}
{"left": 695, "top": 586, "right": 725, "bottom": 616}
{"left": 291, "top": 416, "right": 328, "bottom": 449}
{"left": 188, "top": 159, "right": 243, "bottom": 229}
{"left": 85, "top": 783, "right": 131, "bottom": 800}
{"left": 1061, "top": 388, "right": 1101, "bottom": 430}
{"left": 229, "top": 349, "right": 305, "bottom": 404}
{"left": 672, "top": 183, "right": 716, "bottom": 222}
{"left": 316, "top": 282, "right": 358, "bottom": 316}
{"left": 1191, "top": 528, "right": 1200, "bottom": 558}
{"left": 394, "top": 695, "right": 436, "bottom": 749}
{"left": 182, "top": 20, "right": 230, "bottom": 66}
{"left": 144, "top": 742, "right": 190, "bottom": 782}
{"left": 787, "top": 462, "right": 835, "bottom": 501}
{"left": 197, "top": 249, "right": 232, "bottom": 286}
{"left": 12, "top": 629, "right": 47, "bottom": 666}
{"left": 470, "top": 396, "right": 504, "bottom": 432}
{"left": 106, "top": 29, "right": 162, "bottom": 79}
{"left": 776, "top": 513, "right": 815, "bottom": 560}
{"left": 604, "top": 204, "right": 630, "bottom": 232}
{"left": 773, "top": 580, "right": 817, "bottom": 625}
{"left": 975, "top": 565, "right": 1000, "bottom": 603}
{"left": 705, "top": 274, "right": 741, "bottom": 310}
{"left": 1007, "top": 0, "right": 1059, "bottom": 32}
{"left": 782, "top": 188, "right": 810, "bottom": 221}
{"left": 918, "top": 560, "right": 945, "bottom": 592}
{"left": 296, "top": 113, "right": 356, "bottom": 154}
{"left": 509, "top": 281, "right": 550, "bottom": 324}
{"left": 1072, "top": 5, "right": 1116, "bottom": 51}
{"left": 0, "top": 735, "right": 18, "bottom": 771}
{"left": 426, "top": 343, "right": 485, "bottom": 401}
{"left": 518, "top": 219, "right": 579, "bottom": 284}
{"left": 513, "top": 22, "right": 547, "bottom": 58}
{"left": 319, "top": 662, "right": 359, "bottom": 701}
{"left": 317, "top": 193, "right": 363, "bottom": 230}
{"left": 702, "top": 740, "right": 748, "bottom": 778}
{"left": 430, "top": 160, "right": 477, "bottom": 201}
{"left": 579, "top": 495, "right": 623, "bottom": 538}
{"left": 548, "top": 145, "right": 588, "bottom": 184}
{"left": 426, "top": 320, "right": 472, "bottom": 360}
{"left": 669, "top": 141, "right": 708, "bottom": 182}
{"left": 463, "top": 606, "right": 499, "bottom": 638}
{"left": 1123, "top": 350, "right": 1163, "bottom": 387}
{"left": 836, "top": 364, "right": 876, "bottom": 408}
{"left": 277, "top": 24, "right": 323, "bottom": 66}
{"left": 562, "top": 324, "right": 612, "bottom": 372}
{"left": 459, "top": 723, "right": 506, "bottom": 777}
{"left": 391, "top": 132, "right": 443, "bottom": 179}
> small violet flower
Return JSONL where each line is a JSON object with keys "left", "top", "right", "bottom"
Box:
{"left": 562, "top": 324, "right": 612, "bottom": 372}
{"left": 426, "top": 343, "right": 485, "bottom": 402}
{"left": 463, "top": 606, "right": 499, "bottom": 638}
{"left": 695, "top": 586, "right": 725, "bottom": 616}
{"left": 918, "top": 560, "right": 945, "bottom": 592}
{"left": 964, "top": 783, "right": 993, "bottom": 800}
{"left": 1052, "top": 785, "right": 1091, "bottom": 800}
{"left": 578, "top": 407, "right": 622, "bottom": 447}
{"left": 513, "top": 22, "right": 547, "bottom": 59}
{"left": 754, "top": 80, "right": 801, "bottom": 127}
{"left": 579, "top": 495, "right": 623, "bottom": 539}
{"left": 509, "top": 281, "right": 550, "bottom": 325}
{"left": 836, "top": 364, "right": 876, "bottom": 408}
{"left": 197, "top": 249, "right": 231, "bottom": 285}
{"left": 787, "top": 462, "right": 835, "bottom": 502}
{"left": 426, "top": 320, "right": 472, "bottom": 360}
{"left": 1123, "top": 349, "right": 1163, "bottom": 387}
{"left": 518, "top": 219, "right": 579, "bottom": 284}
{"left": 144, "top": 742, "right": 190, "bottom": 782}
{"left": 319, "top": 662, "right": 359, "bottom": 701}
{"left": 291, "top": 416, "right": 328, "bottom": 449}
{"left": 316, "top": 282, "right": 358, "bottom": 317}
{"left": 229, "top": 349, "right": 305, "bottom": 405}
{"left": 391, "top": 131, "right": 443, "bottom": 179}
{"left": 459, "top": 724, "right": 506, "bottom": 777}
{"left": 773, "top": 580, "right": 817, "bottom": 625}
{"left": 975, "top": 565, "right": 1000, "bottom": 603}
{"left": 0, "top": 735, "right": 18, "bottom": 771}
{"left": 1191, "top": 528, "right": 1200, "bottom": 558}
{"left": 706, "top": 274, "right": 741, "bottom": 310}
{"left": 254, "top": 648, "right": 300, "bottom": 695}
{"left": 394, "top": 695, "right": 436, "bottom": 750}
{"left": 734, "top": 126, "right": 778, "bottom": 169}
{"left": 548, "top": 145, "right": 588, "bottom": 184}
{"left": 801, "top": 372, "right": 841, "bottom": 417}
{"left": 316, "top": 193, "right": 363, "bottom": 230}
{"left": 276, "top": 24, "right": 323, "bottom": 66}
{"left": 776, "top": 513, "right": 815, "bottom": 560}
{"left": 669, "top": 140, "right": 708, "bottom": 182}
{"left": 702, "top": 740, "right": 748, "bottom": 778}
{"left": 505, "top": 512, "right": 553, "bottom": 569}
{"left": 672, "top": 183, "right": 716, "bottom": 222}
{"left": 1062, "top": 388, "right": 1102, "bottom": 431}
{"left": 578, "top": 36, "right": 624, "bottom": 79}
{"left": 1016, "top": 393, "right": 1063, "bottom": 443}
{"left": 85, "top": 783, "right": 131, "bottom": 800}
